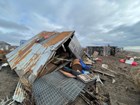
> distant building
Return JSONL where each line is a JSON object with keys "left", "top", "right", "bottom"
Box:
{"left": 0, "top": 41, "right": 11, "bottom": 62}
{"left": 0, "top": 41, "right": 18, "bottom": 52}
{"left": 20, "top": 40, "right": 27, "bottom": 46}
{"left": 0, "top": 41, "right": 18, "bottom": 62}
{"left": 0, "top": 41, "right": 11, "bottom": 52}
{"left": 87, "top": 46, "right": 118, "bottom": 56}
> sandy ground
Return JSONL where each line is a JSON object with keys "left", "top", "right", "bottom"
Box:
{"left": 96, "top": 55, "right": 140, "bottom": 105}
{"left": 73, "top": 51, "right": 140, "bottom": 105}
{"left": 0, "top": 66, "right": 18, "bottom": 100}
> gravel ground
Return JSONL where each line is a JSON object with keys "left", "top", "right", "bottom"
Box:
{"left": 0, "top": 66, "right": 18, "bottom": 100}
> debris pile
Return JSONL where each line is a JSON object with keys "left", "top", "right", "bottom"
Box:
{"left": 0, "top": 31, "right": 139, "bottom": 105}
{"left": 119, "top": 56, "right": 138, "bottom": 66}
{"left": 5, "top": 31, "right": 87, "bottom": 105}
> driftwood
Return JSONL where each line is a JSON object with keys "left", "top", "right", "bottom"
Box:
{"left": 102, "top": 67, "right": 117, "bottom": 74}
{"left": 101, "top": 64, "right": 117, "bottom": 74}
{"left": 93, "top": 69, "right": 115, "bottom": 78}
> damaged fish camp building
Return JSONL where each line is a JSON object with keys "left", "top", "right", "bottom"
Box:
{"left": 87, "top": 46, "right": 118, "bottom": 56}
{"left": 6, "top": 31, "right": 85, "bottom": 105}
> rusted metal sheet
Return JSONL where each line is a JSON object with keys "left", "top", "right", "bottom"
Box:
{"left": 68, "top": 35, "right": 83, "bottom": 59}
{"left": 44, "top": 31, "right": 73, "bottom": 47}
{"left": 13, "top": 82, "right": 25, "bottom": 103}
{"left": 6, "top": 31, "right": 74, "bottom": 83}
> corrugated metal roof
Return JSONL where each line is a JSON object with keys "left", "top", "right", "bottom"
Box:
{"left": 6, "top": 31, "right": 74, "bottom": 83}
{"left": 69, "top": 35, "right": 84, "bottom": 59}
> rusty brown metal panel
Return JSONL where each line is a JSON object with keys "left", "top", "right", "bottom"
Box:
{"left": 44, "top": 31, "right": 74, "bottom": 47}
{"left": 39, "top": 31, "right": 57, "bottom": 37}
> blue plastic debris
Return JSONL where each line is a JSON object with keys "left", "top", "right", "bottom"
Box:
{"left": 79, "top": 59, "right": 91, "bottom": 70}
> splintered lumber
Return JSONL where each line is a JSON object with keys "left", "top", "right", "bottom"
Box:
{"left": 102, "top": 68, "right": 117, "bottom": 74}
{"left": 80, "top": 93, "right": 91, "bottom": 105}
{"left": 101, "top": 64, "right": 117, "bottom": 74}
{"left": 54, "top": 61, "right": 70, "bottom": 72}
{"left": 95, "top": 86, "right": 99, "bottom": 94}
{"left": 83, "top": 89, "right": 96, "bottom": 99}
{"left": 93, "top": 69, "right": 115, "bottom": 78}
{"left": 55, "top": 58, "right": 72, "bottom": 62}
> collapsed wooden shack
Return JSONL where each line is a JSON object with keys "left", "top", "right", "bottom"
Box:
{"left": 6, "top": 31, "right": 86, "bottom": 105}
{"left": 6, "top": 31, "right": 83, "bottom": 83}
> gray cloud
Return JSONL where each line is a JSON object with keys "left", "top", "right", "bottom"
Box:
{"left": 0, "top": 18, "right": 30, "bottom": 31}
{"left": 0, "top": 31, "right": 31, "bottom": 45}
{"left": 0, "top": 0, "right": 140, "bottom": 47}
{"left": 104, "top": 21, "right": 140, "bottom": 46}
{"left": 109, "top": 21, "right": 140, "bottom": 39}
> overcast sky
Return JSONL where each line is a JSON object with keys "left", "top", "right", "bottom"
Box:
{"left": 0, "top": 0, "right": 140, "bottom": 47}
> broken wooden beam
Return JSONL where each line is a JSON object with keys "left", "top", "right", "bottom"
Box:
{"left": 79, "top": 93, "right": 91, "bottom": 105}
{"left": 102, "top": 68, "right": 117, "bottom": 74}
{"left": 55, "top": 58, "right": 72, "bottom": 62}
{"left": 54, "top": 61, "right": 71, "bottom": 72}
{"left": 93, "top": 69, "right": 115, "bottom": 78}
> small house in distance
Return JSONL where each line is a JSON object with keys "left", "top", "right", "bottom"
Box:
{"left": 0, "top": 41, "right": 11, "bottom": 52}
{"left": 0, "top": 41, "right": 11, "bottom": 62}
